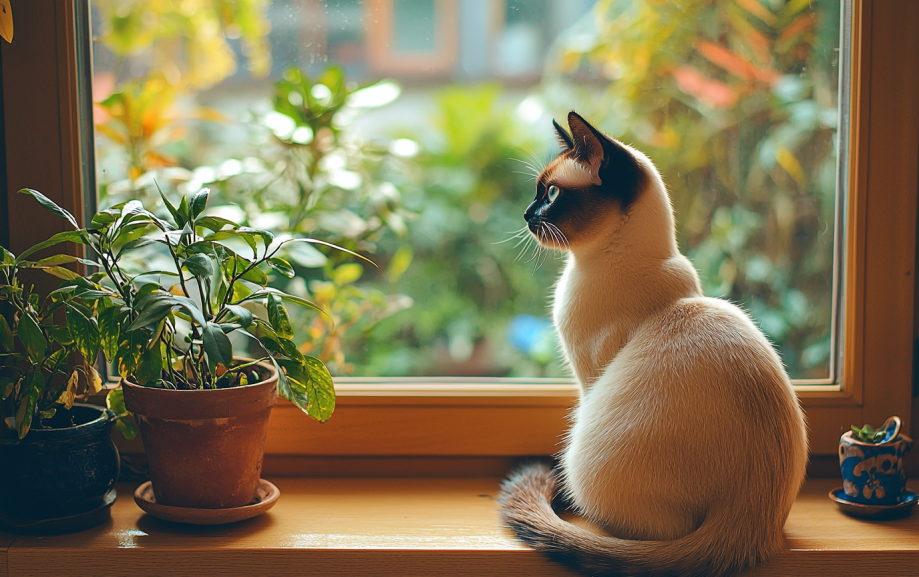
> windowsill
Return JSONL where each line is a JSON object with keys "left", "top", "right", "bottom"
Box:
{"left": 2, "top": 478, "right": 917, "bottom": 576}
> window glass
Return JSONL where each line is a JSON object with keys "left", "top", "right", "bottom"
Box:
{"left": 90, "top": 0, "right": 844, "bottom": 381}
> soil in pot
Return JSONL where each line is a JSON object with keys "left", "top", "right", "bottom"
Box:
{"left": 122, "top": 362, "right": 278, "bottom": 510}
{"left": 0, "top": 403, "right": 120, "bottom": 533}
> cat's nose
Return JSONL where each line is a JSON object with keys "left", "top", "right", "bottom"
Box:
{"left": 524, "top": 199, "right": 539, "bottom": 221}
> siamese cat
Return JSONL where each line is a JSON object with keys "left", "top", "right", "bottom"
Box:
{"left": 499, "top": 112, "right": 808, "bottom": 577}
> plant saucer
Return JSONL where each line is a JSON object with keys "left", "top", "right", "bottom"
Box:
{"left": 134, "top": 479, "right": 279, "bottom": 525}
{"left": 829, "top": 488, "right": 918, "bottom": 519}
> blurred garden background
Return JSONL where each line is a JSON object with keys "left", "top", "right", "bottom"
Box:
{"left": 89, "top": 0, "right": 842, "bottom": 380}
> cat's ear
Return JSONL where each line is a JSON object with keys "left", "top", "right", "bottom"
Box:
{"left": 552, "top": 119, "right": 574, "bottom": 153}
{"left": 567, "top": 111, "right": 639, "bottom": 188}
{"left": 567, "top": 111, "right": 605, "bottom": 181}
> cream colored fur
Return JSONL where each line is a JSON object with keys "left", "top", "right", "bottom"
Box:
{"left": 505, "top": 130, "right": 809, "bottom": 575}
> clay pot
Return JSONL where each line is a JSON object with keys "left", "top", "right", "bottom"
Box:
{"left": 122, "top": 362, "right": 278, "bottom": 509}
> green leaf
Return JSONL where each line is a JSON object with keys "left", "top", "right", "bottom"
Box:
{"left": 18, "top": 313, "right": 47, "bottom": 363}
{"left": 134, "top": 342, "right": 164, "bottom": 385}
{"left": 65, "top": 304, "right": 100, "bottom": 363}
{"left": 16, "top": 372, "right": 44, "bottom": 438}
{"left": 115, "top": 236, "right": 159, "bottom": 258}
{"left": 240, "top": 289, "right": 326, "bottom": 317}
{"left": 224, "top": 304, "right": 253, "bottom": 328}
{"left": 1, "top": 376, "right": 15, "bottom": 401}
{"left": 183, "top": 253, "right": 216, "bottom": 278}
{"left": 157, "top": 183, "right": 185, "bottom": 228}
{"left": 99, "top": 306, "right": 127, "bottom": 361}
{"left": 267, "top": 293, "right": 294, "bottom": 339}
{"left": 0, "top": 315, "right": 13, "bottom": 352}
{"left": 18, "top": 189, "right": 79, "bottom": 229}
{"left": 47, "top": 324, "right": 74, "bottom": 346}
{"left": 1, "top": 246, "right": 15, "bottom": 264}
{"left": 177, "top": 196, "right": 191, "bottom": 227}
{"left": 190, "top": 188, "right": 210, "bottom": 219}
{"left": 202, "top": 323, "right": 233, "bottom": 372}
{"left": 16, "top": 230, "right": 86, "bottom": 262}
{"left": 195, "top": 216, "right": 237, "bottom": 232}
{"left": 29, "top": 254, "right": 97, "bottom": 268}
{"left": 115, "top": 330, "right": 148, "bottom": 378}
{"left": 267, "top": 257, "right": 295, "bottom": 278}
{"left": 280, "top": 356, "right": 335, "bottom": 422}
{"left": 240, "top": 265, "right": 267, "bottom": 286}
{"left": 42, "top": 266, "right": 83, "bottom": 280}
{"left": 279, "top": 238, "right": 376, "bottom": 267}
{"left": 276, "top": 337, "right": 305, "bottom": 363}
{"left": 107, "top": 387, "right": 138, "bottom": 440}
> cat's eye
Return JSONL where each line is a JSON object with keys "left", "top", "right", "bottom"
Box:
{"left": 547, "top": 185, "right": 560, "bottom": 202}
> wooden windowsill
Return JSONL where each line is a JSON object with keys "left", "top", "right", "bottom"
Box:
{"left": 2, "top": 478, "right": 917, "bottom": 576}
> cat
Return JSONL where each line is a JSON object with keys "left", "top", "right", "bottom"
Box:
{"left": 498, "top": 111, "right": 808, "bottom": 577}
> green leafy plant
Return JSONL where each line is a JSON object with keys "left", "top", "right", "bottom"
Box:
{"left": 17, "top": 185, "right": 365, "bottom": 423}
{"left": 0, "top": 209, "right": 108, "bottom": 438}
{"left": 851, "top": 423, "right": 892, "bottom": 444}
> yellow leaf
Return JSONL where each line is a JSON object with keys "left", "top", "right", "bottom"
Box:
{"left": 88, "top": 365, "right": 104, "bottom": 394}
{"left": 775, "top": 146, "right": 807, "bottom": 186}
{"left": 0, "top": 0, "right": 13, "bottom": 44}
{"left": 58, "top": 370, "right": 80, "bottom": 410}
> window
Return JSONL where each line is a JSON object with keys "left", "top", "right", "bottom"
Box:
{"left": 2, "top": 0, "right": 916, "bottom": 465}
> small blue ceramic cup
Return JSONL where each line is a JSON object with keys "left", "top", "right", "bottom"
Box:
{"left": 839, "top": 417, "right": 913, "bottom": 506}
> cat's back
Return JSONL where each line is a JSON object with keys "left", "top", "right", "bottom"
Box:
{"left": 593, "top": 294, "right": 804, "bottom": 442}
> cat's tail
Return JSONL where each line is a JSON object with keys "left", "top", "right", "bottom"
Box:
{"left": 498, "top": 462, "right": 780, "bottom": 577}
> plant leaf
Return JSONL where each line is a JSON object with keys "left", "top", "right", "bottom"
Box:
{"left": 202, "top": 322, "right": 234, "bottom": 372}
{"left": 16, "top": 230, "right": 86, "bottom": 262}
{"left": 18, "top": 313, "right": 47, "bottom": 363}
{"left": 42, "top": 266, "right": 83, "bottom": 280}
{"left": 183, "top": 253, "right": 216, "bottom": 278}
{"left": 278, "top": 238, "right": 376, "bottom": 267}
{"left": 190, "top": 188, "right": 210, "bottom": 219}
{"left": 107, "top": 387, "right": 138, "bottom": 440}
{"left": 0, "top": 315, "right": 13, "bottom": 352}
{"left": 267, "top": 257, "right": 295, "bottom": 278}
{"left": 281, "top": 356, "right": 335, "bottom": 422}
{"left": 16, "top": 372, "right": 44, "bottom": 438}
{"left": 47, "top": 324, "right": 74, "bottom": 346}
{"left": 99, "top": 306, "right": 127, "bottom": 361}
{"left": 157, "top": 183, "right": 185, "bottom": 228}
{"left": 65, "top": 304, "right": 101, "bottom": 363}
{"left": 267, "top": 293, "right": 294, "bottom": 339}
{"left": 134, "top": 342, "right": 164, "bottom": 385}
{"left": 224, "top": 304, "right": 253, "bottom": 328}
{"left": 18, "top": 188, "right": 79, "bottom": 229}
{"left": 58, "top": 370, "right": 80, "bottom": 410}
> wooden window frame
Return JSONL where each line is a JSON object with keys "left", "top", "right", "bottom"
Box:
{"left": 2, "top": 1, "right": 916, "bottom": 471}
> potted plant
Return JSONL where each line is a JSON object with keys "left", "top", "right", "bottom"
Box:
{"left": 0, "top": 199, "right": 121, "bottom": 532}
{"left": 832, "top": 416, "right": 915, "bottom": 516}
{"left": 16, "top": 186, "right": 356, "bottom": 515}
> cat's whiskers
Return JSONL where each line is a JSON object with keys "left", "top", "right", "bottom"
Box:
{"left": 545, "top": 221, "right": 570, "bottom": 252}
{"left": 494, "top": 226, "right": 531, "bottom": 245}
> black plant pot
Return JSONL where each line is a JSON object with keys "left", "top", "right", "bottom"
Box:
{"left": 0, "top": 403, "right": 120, "bottom": 533}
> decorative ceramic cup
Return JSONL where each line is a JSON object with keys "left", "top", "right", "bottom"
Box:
{"left": 839, "top": 418, "right": 913, "bottom": 506}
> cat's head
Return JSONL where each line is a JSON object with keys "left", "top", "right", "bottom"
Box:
{"left": 524, "top": 111, "right": 648, "bottom": 251}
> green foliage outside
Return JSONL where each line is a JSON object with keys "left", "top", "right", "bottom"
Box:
{"left": 91, "top": 0, "right": 842, "bottom": 380}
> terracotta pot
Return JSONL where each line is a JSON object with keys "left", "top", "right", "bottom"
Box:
{"left": 122, "top": 362, "right": 278, "bottom": 509}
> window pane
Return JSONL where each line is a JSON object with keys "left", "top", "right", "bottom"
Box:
{"left": 90, "top": 0, "right": 844, "bottom": 382}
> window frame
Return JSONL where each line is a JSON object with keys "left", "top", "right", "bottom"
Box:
{"left": 2, "top": 0, "right": 915, "bottom": 467}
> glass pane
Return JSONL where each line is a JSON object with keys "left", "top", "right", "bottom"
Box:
{"left": 89, "top": 0, "right": 844, "bottom": 382}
